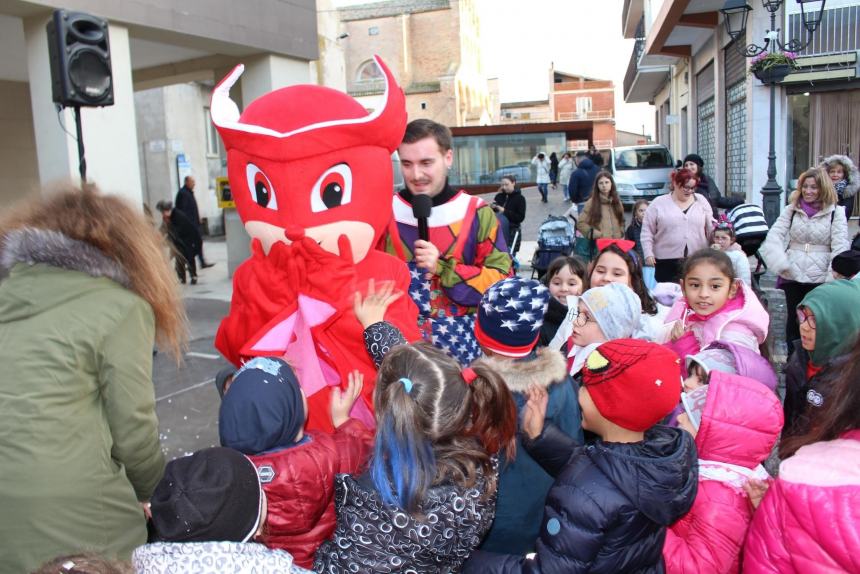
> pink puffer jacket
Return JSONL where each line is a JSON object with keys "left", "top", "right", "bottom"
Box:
{"left": 744, "top": 429, "right": 860, "bottom": 573}
{"left": 665, "top": 281, "right": 768, "bottom": 353}
{"left": 663, "top": 372, "right": 783, "bottom": 574}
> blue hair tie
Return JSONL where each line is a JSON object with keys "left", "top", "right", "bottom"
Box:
{"left": 398, "top": 377, "right": 414, "bottom": 394}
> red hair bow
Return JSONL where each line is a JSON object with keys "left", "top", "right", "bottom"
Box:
{"left": 596, "top": 238, "right": 636, "bottom": 253}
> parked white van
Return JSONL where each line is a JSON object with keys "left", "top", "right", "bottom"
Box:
{"left": 607, "top": 145, "right": 675, "bottom": 206}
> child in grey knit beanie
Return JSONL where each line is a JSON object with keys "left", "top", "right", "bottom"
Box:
{"left": 580, "top": 282, "right": 642, "bottom": 340}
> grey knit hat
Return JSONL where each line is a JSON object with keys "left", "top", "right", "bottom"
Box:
{"left": 580, "top": 283, "right": 642, "bottom": 340}
{"left": 686, "top": 347, "right": 736, "bottom": 376}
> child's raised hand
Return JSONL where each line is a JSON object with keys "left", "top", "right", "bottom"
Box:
{"left": 522, "top": 384, "right": 549, "bottom": 440}
{"left": 353, "top": 278, "right": 404, "bottom": 329}
{"left": 331, "top": 370, "right": 364, "bottom": 428}
{"left": 670, "top": 320, "right": 685, "bottom": 342}
{"left": 743, "top": 478, "right": 771, "bottom": 510}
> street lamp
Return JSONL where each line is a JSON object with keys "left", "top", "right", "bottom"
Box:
{"left": 720, "top": 0, "right": 827, "bottom": 225}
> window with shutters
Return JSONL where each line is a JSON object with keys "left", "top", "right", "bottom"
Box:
{"left": 576, "top": 97, "right": 593, "bottom": 116}
{"left": 697, "top": 98, "right": 716, "bottom": 177}
{"left": 725, "top": 82, "right": 747, "bottom": 198}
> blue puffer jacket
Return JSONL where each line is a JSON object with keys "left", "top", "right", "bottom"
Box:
{"left": 568, "top": 158, "right": 599, "bottom": 203}
{"left": 465, "top": 424, "right": 698, "bottom": 573}
{"left": 475, "top": 349, "right": 583, "bottom": 556}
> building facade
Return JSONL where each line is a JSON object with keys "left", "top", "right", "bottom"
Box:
{"left": 447, "top": 65, "right": 621, "bottom": 192}
{"left": 340, "top": 0, "right": 494, "bottom": 126}
{"left": 499, "top": 66, "right": 618, "bottom": 149}
{"left": 622, "top": 0, "right": 860, "bottom": 207}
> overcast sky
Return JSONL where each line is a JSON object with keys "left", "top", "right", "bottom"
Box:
{"left": 479, "top": 0, "right": 655, "bottom": 137}
{"left": 334, "top": 0, "right": 655, "bottom": 136}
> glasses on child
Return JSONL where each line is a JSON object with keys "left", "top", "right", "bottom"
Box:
{"left": 573, "top": 311, "right": 594, "bottom": 327}
{"left": 796, "top": 308, "right": 816, "bottom": 329}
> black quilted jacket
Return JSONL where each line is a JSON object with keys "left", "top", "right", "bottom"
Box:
{"left": 464, "top": 425, "right": 697, "bottom": 574}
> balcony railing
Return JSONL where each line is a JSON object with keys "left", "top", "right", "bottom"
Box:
{"left": 557, "top": 110, "right": 614, "bottom": 121}
{"left": 789, "top": 5, "right": 860, "bottom": 56}
{"left": 499, "top": 109, "right": 614, "bottom": 124}
{"left": 554, "top": 80, "right": 614, "bottom": 91}
{"left": 499, "top": 111, "right": 554, "bottom": 124}
{"left": 624, "top": 39, "right": 643, "bottom": 100}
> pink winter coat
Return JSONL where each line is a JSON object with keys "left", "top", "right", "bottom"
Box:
{"left": 641, "top": 192, "right": 714, "bottom": 260}
{"left": 665, "top": 281, "right": 768, "bottom": 353}
{"left": 663, "top": 372, "right": 783, "bottom": 574}
{"left": 744, "top": 429, "right": 860, "bottom": 574}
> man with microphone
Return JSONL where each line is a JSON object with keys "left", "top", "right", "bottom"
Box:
{"left": 386, "top": 119, "right": 513, "bottom": 364}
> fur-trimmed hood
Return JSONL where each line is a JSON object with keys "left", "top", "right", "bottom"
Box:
{"left": 474, "top": 347, "right": 568, "bottom": 393}
{"left": 1, "top": 227, "right": 129, "bottom": 288}
{"left": 0, "top": 228, "right": 134, "bottom": 325}
{"left": 820, "top": 154, "right": 860, "bottom": 198}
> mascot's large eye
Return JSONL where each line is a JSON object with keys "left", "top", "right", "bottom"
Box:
{"left": 311, "top": 163, "right": 352, "bottom": 213}
{"left": 245, "top": 163, "right": 278, "bottom": 210}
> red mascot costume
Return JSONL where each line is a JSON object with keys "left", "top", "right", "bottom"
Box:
{"left": 212, "top": 56, "right": 419, "bottom": 432}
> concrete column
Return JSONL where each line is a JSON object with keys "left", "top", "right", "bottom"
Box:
{"left": 25, "top": 17, "right": 143, "bottom": 205}
{"left": 240, "top": 54, "right": 310, "bottom": 106}
{"left": 223, "top": 54, "right": 310, "bottom": 276}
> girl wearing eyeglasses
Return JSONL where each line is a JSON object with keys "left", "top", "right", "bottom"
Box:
{"left": 781, "top": 279, "right": 860, "bottom": 443}
{"left": 565, "top": 282, "right": 642, "bottom": 379}
{"left": 641, "top": 168, "right": 716, "bottom": 283}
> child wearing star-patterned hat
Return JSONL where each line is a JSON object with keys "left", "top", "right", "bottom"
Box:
{"left": 471, "top": 276, "right": 584, "bottom": 556}
{"left": 475, "top": 276, "right": 552, "bottom": 357}
{"left": 465, "top": 338, "right": 698, "bottom": 573}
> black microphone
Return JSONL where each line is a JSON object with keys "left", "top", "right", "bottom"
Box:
{"left": 412, "top": 194, "right": 432, "bottom": 242}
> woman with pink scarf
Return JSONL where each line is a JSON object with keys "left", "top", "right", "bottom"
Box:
{"left": 760, "top": 167, "right": 848, "bottom": 351}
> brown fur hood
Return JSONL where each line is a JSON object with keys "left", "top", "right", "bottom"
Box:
{"left": 1, "top": 227, "right": 130, "bottom": 288}
{"left": 473, "top": 347, "right": 568, "bottom": 393}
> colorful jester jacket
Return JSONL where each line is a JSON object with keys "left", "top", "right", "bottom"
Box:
{"left": 385, "top": 189, "right": 512, "bottom": 363}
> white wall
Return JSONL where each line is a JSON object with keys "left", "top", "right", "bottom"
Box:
{"left": 0, "top": 80, "right": 40, "bottom": 206}
{"left": 24, "top": 18, "right": 144, "bottom": 205}
{"left": 135, "top": 83, "right": 223, "bottom": 230}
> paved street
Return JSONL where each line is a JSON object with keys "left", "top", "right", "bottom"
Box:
{"left": 153, "top": 242, "right": 232, "bottom": 461}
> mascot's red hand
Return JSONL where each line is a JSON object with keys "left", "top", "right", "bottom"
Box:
{"left": 290, "top": 236, "right": 355, "bottom": 308}
{"left": 337, "top": 234, "right": 354, "bottom": 266}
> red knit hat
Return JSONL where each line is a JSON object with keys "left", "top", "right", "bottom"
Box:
{"left": 582, "top": 339, "right": 682, "bottom": 431}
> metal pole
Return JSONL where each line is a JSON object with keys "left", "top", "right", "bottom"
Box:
{"left": 73, "top": 105, "right": 87, "bottom": 183}
{"left": 760, "top": 7, "right": 783, "bottom": 227}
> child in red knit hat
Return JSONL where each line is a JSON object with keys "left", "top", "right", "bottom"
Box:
{"left": 464, "top": 339, "right": 698, "bottom": 573}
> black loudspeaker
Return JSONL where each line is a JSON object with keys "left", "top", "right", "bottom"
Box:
{"left": 46, "top": 10, "right": 114, "bottom": 107}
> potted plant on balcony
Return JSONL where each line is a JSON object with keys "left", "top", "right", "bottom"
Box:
{"left": 749, "top": 51, "right": 798, "bottom": 84}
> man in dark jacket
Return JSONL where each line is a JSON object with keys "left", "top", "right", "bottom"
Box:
{"left": 492, "top": 175, "right": 526, "bottom": 255}
{"left": 174, "top": 176, "right": 213, "bottom": 268}
{"left": 568, "top": 151, "right": 599, "bottom": 204}
{"left": 157, "top": 200, "right": 201, "bottom": 284}
{"left": 464, "top": 340, "right": 698, "bottom": 574}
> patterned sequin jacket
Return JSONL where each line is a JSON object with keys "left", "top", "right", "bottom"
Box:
{"left": 313, "top": 463, "right": 498, "bottom": 574}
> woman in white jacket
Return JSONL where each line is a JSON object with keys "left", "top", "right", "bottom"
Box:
{"left": 760, "top": 167, "right": 848, "bottom": 350}
{"left": 558, "top": 152, "right": 574, "bottom": 201}
{"left": 532, "top": 153, "right": 552, "bottom": 203}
